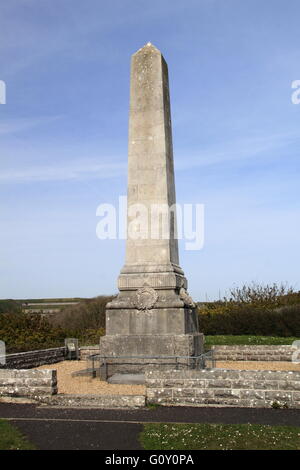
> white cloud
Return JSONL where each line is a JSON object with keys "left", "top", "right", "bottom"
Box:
{"left": 0, "top": 159, "right": 126, "bottom": 183}
{"left": 0, "top": 128, "right": 298, "bottom": 184}
{"left": 175, "top": 131, "right": 299, "bottom": 170}
{"left": 0, "top": 115, "right": 63, "bottom": 135}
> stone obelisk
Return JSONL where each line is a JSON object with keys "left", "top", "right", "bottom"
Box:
{"left": 100, "top": 43, "right": 203, "bottom": 372}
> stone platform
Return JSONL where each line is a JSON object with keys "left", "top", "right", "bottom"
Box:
{"left": 100, "top": 333, "right": 204, "bottom": 377}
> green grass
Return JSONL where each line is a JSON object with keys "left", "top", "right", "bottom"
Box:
{"left": 0, "top": 419, "right": 36, "bottom": 450}
{"left": 140, "top": 423, "right": 300, "bottom": 450}
{"left": 205, "top": 335, "right": 299, "bottom": 346}
{"left": 146, "top": 403, "right": 162, "bottom": 409}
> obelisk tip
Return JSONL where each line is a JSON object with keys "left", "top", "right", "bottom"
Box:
{"left": 133, "top": 42, "right": 161, "bottom": 56}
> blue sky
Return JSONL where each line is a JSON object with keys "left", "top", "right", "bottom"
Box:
{"left": 0, "top": 0, "right": 299, "bottom": 301}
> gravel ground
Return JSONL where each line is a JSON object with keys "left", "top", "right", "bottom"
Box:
{"left": 36, "top": 360, "right": 300, "bottom": 395}
{"left": 216, "top": 361, "right": 300, "bottom": 371}
{"left": 36, "top": 361, "right": 146, "bottom": 395}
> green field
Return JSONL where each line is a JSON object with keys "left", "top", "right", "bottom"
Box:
{"left": 140, "top": 422, "right": 300, "bottom": 450}
{"left": 0, "top": 419, "right": 35, "bottom": 450}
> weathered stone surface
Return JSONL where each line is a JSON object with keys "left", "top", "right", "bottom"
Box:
{"left": 252, "top": 380, "right": 279, "bottom": 390}
{"left": 212, "top": 345, "right": 294, "bottom": 362}
{"left": 79, "top": 346, "right": 99, "bottom": 360}
{"left": 194, "top": 389, "right": 214, "bottom": 398}
{"left": 265, "top": 391, "right": 293, "bottom": 401}
{"left": 241, "top": 370, "right": 296, "bottom": 381}
{"left": 36, "top": 394, "right": 146, "bottom": 408}
{"left": 201, "top": 369, "right": 240, "bottom": 379}
{"left": 105, "top": 308, "right": 199, "bottom": 336}
{"left": 230, "top": 380, "right": 255, "bottom": 389}
{"left": 0, "top": 386, "right": 58, "bottom": 397}
{"left": 206, "top": 379, "right": 231, "bottom": 388}
{"left": 100, "top": 43, "right": 202, "bottom": 375}
{"left": 213, "top": 389, "right": 240, "bottom": 399}
{"left": 0, "top": 348, "right": 65, "bottom": 370}
{"left": 172, "top": 388, "right": 196, "bottom": 398}
{"left": 292, "top": 392, "right": 300, "bottom": 402}
{"left": 0, "top": 369, "right": 57, "bottom": 397}
{"left": 276, "top": 380, "right": 300, "bottom": 390}
{"left": 145, "top": 368, "right": 300, "bottom": 408}
{"left": 240, "top": 390, "right": 265, "bottom": 400}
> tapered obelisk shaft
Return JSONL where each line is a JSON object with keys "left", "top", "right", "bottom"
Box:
{"left": 126, "top": 42, "right": 178, "bottom": 267}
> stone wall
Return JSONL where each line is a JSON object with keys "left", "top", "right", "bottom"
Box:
{"left": 79, "top": 346, "right": 99, "bottom": 361}
{"left": 0, "top": 347, "right": 65, "bottom": 369}
{"left": 211, "top": 345, "right": 294, "bottom": 362}
{"left": 36, "top": 394, "right": 145, "bottom": 408}
{"left": 0, "top": 369, "right": 57, "bottom": 398}
{"left": 146, "top": 369, "right": 300, "bottom": 408}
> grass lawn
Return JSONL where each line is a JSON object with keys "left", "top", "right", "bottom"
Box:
{"left": 205, "top": 335, "right": 299, "bottom": 346}
{"left": 140, "top": 423, "right": 300, "bottom": 450}
{"left": 0, "top": 419, "right": 36, "bottom": 450}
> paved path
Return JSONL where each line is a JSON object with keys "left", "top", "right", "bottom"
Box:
{"left": 1, "top": 403, "right": 300, "bottom": 450}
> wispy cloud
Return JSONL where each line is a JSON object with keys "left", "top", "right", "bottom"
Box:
{"left": 1, "top": 129, "right": 298, "bottom": 184}
{"left": 0, "top": 115, "right": 63, "bottom": 135}
{"left": 175, "top": 131, "right": 299, "bottom": 170}
{"left": 0, "top": 159, "right": 126, "bottom": 183}
{"left": 0, "top": 0, "right": 197, "bottom": 76}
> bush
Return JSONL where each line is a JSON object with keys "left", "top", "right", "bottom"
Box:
{"left": 224, "top": 283, "right": 296, "bottom": 308}
{"left": 199, "top": 304, "right": 300, "bottom": 337}
{"left": 0, "top": 312, "right": 105, "bottom": 354}
{"left": 50, "top": 296, "right": 114, "bottom": 330}
{"left": 0, "top": 296, "right": 112, "bottom": 353}
{"left": 0, "top": 300, "right": 21, "bottom": 315}
{"left": 198, "top": 283, "right": 300, "bottom": 337}
{"left": 0, "top": 313, "right": 65, "bottom": 353}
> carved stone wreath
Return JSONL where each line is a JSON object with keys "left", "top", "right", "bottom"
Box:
{"left": 179, "top": 287, "right": 195, "bottom": 308}
{"left": 133, "top": 287, "right": 158, "bottom": 311}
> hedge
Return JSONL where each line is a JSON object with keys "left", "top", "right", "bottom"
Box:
{"left": 199, "top": 305, "right": 300, "bottom": 337}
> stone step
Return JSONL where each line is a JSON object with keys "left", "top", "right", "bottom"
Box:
{"left": 71, "top": 368, "right": 99, "bottom": 378}
{"left": 108, "top": 373, "right": 145, "bottom": 385}
{"left": 36, "top": 393, "right": 145, "bottom": 408}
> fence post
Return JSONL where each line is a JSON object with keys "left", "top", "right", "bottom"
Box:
{"left": 105, "top": 358, "right": 108, "bottom": 380}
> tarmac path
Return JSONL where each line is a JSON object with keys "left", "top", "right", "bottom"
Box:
{"left": 0, "top": 403, "right": 300, "bottom": 450}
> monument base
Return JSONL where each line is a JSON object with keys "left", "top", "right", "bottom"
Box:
{"left": 99, "top": 332, "right": 204, "bottom": 378}
{"left": 100, "top": 263, "right": 204, "bottom": 378}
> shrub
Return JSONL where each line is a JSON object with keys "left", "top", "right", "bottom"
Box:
{"left": 198, "top": 283, "right": 300, "bottom": 337}
{"left": 0, "top": 296, "right": 112, "bottom": 353}
{"left": 199, "top": 304, "right": 300, "bottom": 337}
{"left": 0, "top": 312, "right": 105, "bottom": 353}
{"left": 224, "top": 283, "right": 295, "bottom": 308}
{"left": 0, "top": 313, "right": 65, "bottom": 353}
{"left": 50, "top": 296, "right": 114, "bottom": 330}
{"left": 0, "top": 300, "right": 21, "bottom": 315}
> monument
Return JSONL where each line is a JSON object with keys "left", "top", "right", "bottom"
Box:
{"left": 100, "top": 43, "right": 203, "bottom": 374}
